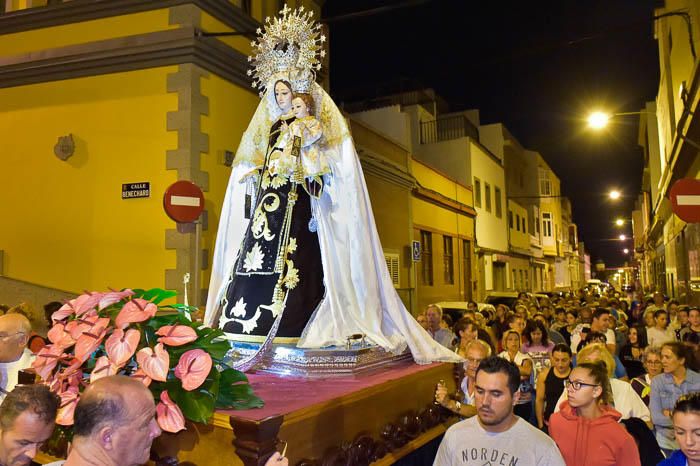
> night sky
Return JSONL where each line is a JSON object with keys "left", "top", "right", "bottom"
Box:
{"left": 322, "top": 0, "right": 660, "bottom": 268}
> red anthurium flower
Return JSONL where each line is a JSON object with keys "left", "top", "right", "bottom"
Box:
{"left": 74, "top": 324, "right": 109, "bottom": 363}
{"left": 105, "top": 328, "right": 140, "bottom": 367}
{"left": 55, "top": 385, "right": 79, "bottom": 426}
{"left": 32, "top": 345, "right": 65, "bottom": 381}
{"left": 131, "top": 368, "right": 152, "bottom": 387}
{"left": 156, "top": 325, "right": 198, "bottom": 347}
{"left": 98, "top": 289, "right": 134, "bottom": 310}
{"left": 156, "top": 390, "right": 186, "bottom": 433}
{"left": 47, "top": 323, "right": 76, "bottom": 350}
{"left": 136, "top": 343, "right": 169, "bottom": 382}
{"left": 90, "top": 356, "right": 119, "bottom": 383}
{"left": 115, "top": 299, "right": 158, "bottom": 329}
{"left": 174, "top": 349, "right": 212, "bottom": 391}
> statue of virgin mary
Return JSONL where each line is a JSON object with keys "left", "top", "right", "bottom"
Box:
{"left": 204, "top": 6, "right": 461, "bottom": 365}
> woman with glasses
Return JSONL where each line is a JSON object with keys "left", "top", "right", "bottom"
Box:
{"left": 553, "top": 343, "right": 651, "bottom": 424}
{"left": 659, "top": 392, "right": 700, "bottom": 466}
{"left": 434, "top": 339, "right": 491, "bottom": 418}
{"left": 650, "top": 342, "right": 700, "bottom": 456}
{"left": 549, "top": 361, "right": 641, "bottom": 466}
{"left": 630, "top": 346, "right": 663, "bottom": 405}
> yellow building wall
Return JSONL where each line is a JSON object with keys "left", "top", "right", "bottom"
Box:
{"left": 199, "top": 73, "right": 262, "bottom": 290}
{"left": 0, "top": 67, "right": 178, "bottom": 293}
{"left": 412, "top": 162, "right": 475, "bottom": 310}
{"left": 508, "top": 201, "right": 530, "bottom": 251}
{"left": 0, "top": 9, "right": 175, "bottom": 56}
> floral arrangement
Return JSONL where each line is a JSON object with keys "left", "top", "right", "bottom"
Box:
{"left": 33, "top": 288, "right": 262, "bottom": 433}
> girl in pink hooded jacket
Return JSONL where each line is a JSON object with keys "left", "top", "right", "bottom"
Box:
{"left": 549, "top": 361, "right": 641, "bottom": 466}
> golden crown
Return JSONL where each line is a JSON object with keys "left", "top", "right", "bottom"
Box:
{"left": 247, "top": 5, "right": 326, "bottom": 96}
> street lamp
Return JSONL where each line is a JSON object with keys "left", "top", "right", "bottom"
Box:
{"left": 587, "top": 111, "right": 611, "bottom": 129}
{"left": 619, "top": 234, "right": 626, "bottom": 241}
{"left": 609, "top": 190, "right": 621, "bottom": 200}
{"left": 615, "top": 218, "right": 624, "bottom": 226}
{"left": 623, "top": 248, "right": 629, "bottom": 254}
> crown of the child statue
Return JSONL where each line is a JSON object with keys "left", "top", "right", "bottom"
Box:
{"left": 247, "top": 5, "right": 326, "bottom": 96}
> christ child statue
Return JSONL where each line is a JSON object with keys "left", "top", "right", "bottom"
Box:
{"left": 270, "top": 94, "right": 329, "bottom": 197}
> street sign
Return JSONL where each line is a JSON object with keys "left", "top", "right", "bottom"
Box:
{"left": 670, "top": 178, "right": 700, "bottom": 223}
{"left": 412, "top": 240, "right": 421, "bottom": 262}
{"left": 122, "top": 182, "right": 150, "bottom": 199}
{"left": 163, "top": 180, "right": 205, "bottom": 223}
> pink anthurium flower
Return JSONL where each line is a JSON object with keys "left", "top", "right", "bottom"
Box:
{"left": 131, "top": 368, "right": 152, "bottom": 387}
{"left": 53, "top": 292, "right": 104, "bottom": 323}
{"left": 156, "top": 325, "right": 197, "bottom": 347}
{"left": 136, "top": 343, "right": 169, "bottom": 382}
{"left": 74, "top": 324, "right": 109, "bottom": 363}
{"left": 174, "top": 349, "right": 212, "bottom": 391}
{"left": 55, "top": 385, "right": 79, "bottom": 426}
{"left": 98, "top": 289, "right": 134, "bottom": 310}
{"left": 115, "top": 299, "right": 158, "bottom": 329}
{"left": 66, "top": 315, "right": 110, "bottom": 340}
{"left": 105, "top": 328, "right": 140, "bottom": 367}
{"left": 32, "top": 345, "right": 65, "bottom": 381}
{"left": 47, "top": 324, "right": 76, "bottom": 350}
{"left": 156, "top": 390, "right": 186, "bottom": 433}
{"left": 90, "top": 356, "right": 119, "bottom": 383}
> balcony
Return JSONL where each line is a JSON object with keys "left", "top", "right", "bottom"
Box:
{"left": 420, "top": 114, "right": 479, "bottom": 144}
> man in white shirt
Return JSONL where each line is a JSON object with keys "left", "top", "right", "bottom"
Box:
{"left": 647, "top": 309, "right": 676, "bottom": 347}
{"left": 434, "top": 356, "right": 565, "bottom": 466}
{"left": 570, "top": 307, "right": 615, "bottom": 354}
{"left": 0, "top": 314, "right": 34, "bottom": 400}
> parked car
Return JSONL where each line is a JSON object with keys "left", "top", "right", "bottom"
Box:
{"left": 434, "top": 301, "right": 494, "bottom": 325}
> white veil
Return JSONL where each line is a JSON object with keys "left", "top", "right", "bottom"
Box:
{"left": 205, "top": 82, "right": 463, "bottom": 364}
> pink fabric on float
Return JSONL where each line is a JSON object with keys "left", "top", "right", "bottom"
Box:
{"left": 220, "top": 361, "right": 441, "bottom": 421}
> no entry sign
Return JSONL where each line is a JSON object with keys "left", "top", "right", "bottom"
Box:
{"left": 163, "top": 181, "right": 204, "bottom": 223}
{"left": 670, "top": 178, "right": 700, "bottom": 223}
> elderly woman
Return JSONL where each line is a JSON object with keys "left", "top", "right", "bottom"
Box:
{"left": 554, "top": 343, "right": 650, "bottom": 425}
{"left": 650, "top": 342, "right": 700, "bottom": 456}
{"left": 434, "top": 339, "right": 491, "bottom": 418}
{"left": 499, "top": 330, "right": 533, "bottom": 420}
{"left": 630, "top": 345, "right": 662, "bottom": 405}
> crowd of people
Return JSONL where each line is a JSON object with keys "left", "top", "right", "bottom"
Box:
{"left": 424, "top": 288, "right": 700, "bottom": 466}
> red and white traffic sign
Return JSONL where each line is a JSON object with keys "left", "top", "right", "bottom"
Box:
{"left": 670, "top": 178, "right": 700, "bottom": 223}
{"left": 163, "top": 180, "right": 205, "bottom": 223}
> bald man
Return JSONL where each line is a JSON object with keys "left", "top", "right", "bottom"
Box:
{"left": 0, "top": 314, "right": 33, "bottom": 400}
{"left": 49, "top": 376, "right": 288, "bottom": 466}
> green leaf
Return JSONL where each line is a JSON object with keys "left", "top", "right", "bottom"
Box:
{"left": 216, "top": 368, "right": 263, "bottom": 410}
{"left": 167, "top": 370, "right": 220, "bottom": 424}
{"left": 216, "top": 383, "right": 264, "bottom": 410}
{"left": 140, "top": 288, "right": 178, "bottom": 305}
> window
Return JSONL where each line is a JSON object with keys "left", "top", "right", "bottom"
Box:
{"left": 508, "top": 210, "right": 513, "bottom": 229}
{"left": 539, "top": 168, "right": 552, "bottom": 196}
{"left": 463, "top": 240, "right": 471, "bottom": 299}
{"left": 495, "top": 187, "right": 502, "bottom": 218}
{"left": 485, "top": 182, "right": 492, "bottom": 212}
{"left": 516, "top": 214, "right": 521, "bottom": 232}
{"left": 521, "top": 217, "right": 527, "bottom": 233}
{"left": 474, "top": 178, "right": 482, "bottom": 207}
{"left": 420, "top": 230, "right": 433, "bottom": 285}
{"left": 443, "top": 236, "right": 454, "bottom": 284}
{"left": 542, "top": 212, "right": 553, "bottom": 237}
